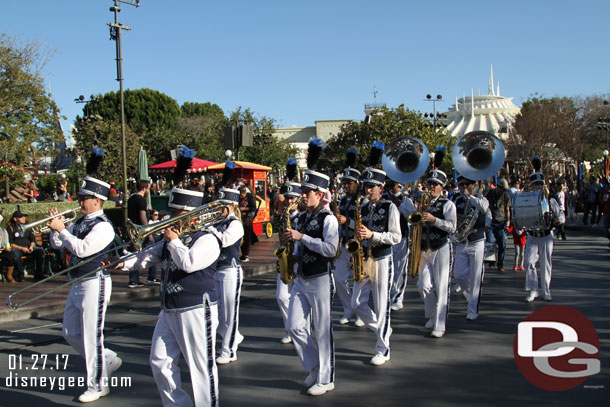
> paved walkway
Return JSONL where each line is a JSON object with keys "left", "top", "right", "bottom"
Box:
{"left": 0, "top": 235, "right": 278, "bottom": 323}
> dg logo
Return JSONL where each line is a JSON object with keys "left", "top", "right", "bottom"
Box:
{"left": 303, "top": 175, "right": 309, "bottom": 183}
{"left": 286, "top": 185, "right": 293, "bottom": 192}
{"left": 219, "top": 191, "right": 225, "bottom": 199}
{"left": 366, "top": 172, "right": 374, "bottom": 179}
{"left": 80, "top": 180, "right": 87, "bottom": 189}
{"left": 168, "top": 194, "right": 174, "bottom": 203}
{"left": 344, "top": 170, "right": 350, "bottom": 177}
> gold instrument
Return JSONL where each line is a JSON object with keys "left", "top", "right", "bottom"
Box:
{"left": 274, "top": 198, "right": 301, "bottom": 284}
{"left": 127, "top": 200, "right": 225, "bottom": 251}
{"left": 407, "top": 192, "right": 430, "bottom": 278}
{"left": 345, "top": 196, "right": 366, "bottom": 283}
{"left": 8, "top": 200, "right": 226, "bottom": 310}
{"left": 22, "top": 207, "right": 80, "bottom": 234}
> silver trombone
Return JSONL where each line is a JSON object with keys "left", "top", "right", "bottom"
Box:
{"left": 22, "top": 207, "right": 81, "bottom": 234}
{"left": 7, "top": 200, "right": 226, "bottom": 310}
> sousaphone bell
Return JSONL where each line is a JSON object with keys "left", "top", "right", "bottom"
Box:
{"left": 452, "top": 130, "right": 506, "bottom": 181}
{"left": 382, "top": 137, "right": 430, "bottom": 183}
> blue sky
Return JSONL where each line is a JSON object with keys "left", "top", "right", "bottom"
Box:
{"left": 3, "top": 0, "right": 610, "bottom": 142}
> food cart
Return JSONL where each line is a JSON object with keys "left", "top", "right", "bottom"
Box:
{"left": 207, "top": 161, "right": 273, "bottom": 238}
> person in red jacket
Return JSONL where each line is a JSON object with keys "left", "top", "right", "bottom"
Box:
{"left": 506, "top": 222, "right": 527, "bottom": 271}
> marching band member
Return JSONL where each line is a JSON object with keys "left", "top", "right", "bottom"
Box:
{"left": 283, "top": 138, "right": 339, "bottom": 396}
{"left": 384, "top": 179, "right": 412, "bottom": 311}
{"left": 451, "top": 175, "right": 489, "bottom": 320}
{"left": 48, "top": 147, "right": 122, "bottom": 403}
{"left": 212, "top": 161, "right": 246, "bottom": 365}
{"left": 117, "top": 147, "right": 222, "bottom": 407}
{"left": 334, "top": 148, "right": 361, "bottom": 325}
{"left": 403, "top": 146, "right": 456, "bottom": 338}
{"left": 524, "top": 156, "right": 562, "bottom": 302}
{"left": 351, "top": 142, "right": 401, "bottom": 365}
{"left": 276, "top": 158, "right": 302, "bottom": 344}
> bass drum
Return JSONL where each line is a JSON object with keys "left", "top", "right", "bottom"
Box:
{"left": 511, "top": 191, "right": 550, "bottom": 231}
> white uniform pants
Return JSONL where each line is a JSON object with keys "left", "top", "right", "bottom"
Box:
{"left": 418, "top": 243, "right": 452, "bottom": 333}
{"left": 216, "top": 266, "right": 243, "bottom": 359}
{"left": 391, "top": 237, "right": 409, "bottom": 306}
{"left": 453, "top": 240, "right": 485, "bottom": 315}
{"left": 351, "top": 256, "right": 393, "bottom": 356}
{"left": 333, "top": 245, "right": 354, "bottom": 317}
{"left": 287, "top": 273, "right": 335, "bottom": 385}
{"left": 276, "top": 274, "right": 293, "bottom": 335}
{"left": 63, "top": 274, "right": 117, "bottom": 392}
{"left": 150, "top": 299, "right": 219, "bottom": 407}
{"left": 525, "top": 234, "right": 554, "bottom": 296}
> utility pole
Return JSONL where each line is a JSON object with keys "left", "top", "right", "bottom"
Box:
{"left": 108, "top": 0, "right": 140, "bottom": 226}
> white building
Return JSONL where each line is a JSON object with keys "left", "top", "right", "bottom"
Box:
{"left": 444, "top": 66, "right": 521, "bottom": 140}
{"left": 274, "top": 119, "right": 351, "bottom": 170}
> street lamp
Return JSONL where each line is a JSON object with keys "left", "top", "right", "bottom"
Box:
{"left": 603, "top": 149, "right": 609, "bottom": 179}
{"left": 423, "top": 94, "right": 446, "bottom": 131}
{"left": 108, "top": 0, "right": 140, "bottom": 227}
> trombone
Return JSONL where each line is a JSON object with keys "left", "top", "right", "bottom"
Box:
{"left": 7, "top": 200, "right": 226, "bottom": 310}
{"left": 23, "top": 207, "right": 80, "bottom": 234}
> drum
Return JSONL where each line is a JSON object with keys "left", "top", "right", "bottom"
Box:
{"left": 511, "top": 191, "right": 550, "bottom": 230}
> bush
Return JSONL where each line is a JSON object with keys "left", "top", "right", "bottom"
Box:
{"left": 37, "top": 174, "right": 64, "bottom": 195}
{"left": 0, "top": 201, "right": 117, "bottom": 227}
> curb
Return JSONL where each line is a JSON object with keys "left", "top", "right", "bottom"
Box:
{"left": 0, "top": 264, "right": 275, "bottom": 324}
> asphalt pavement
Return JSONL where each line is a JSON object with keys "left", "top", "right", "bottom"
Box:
{"left": 0, "top": 230, "right": 608, "bottom": 406}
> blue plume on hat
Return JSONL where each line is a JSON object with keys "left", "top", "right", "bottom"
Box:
{"left": 345, "top": 147, "right": 358, "bottom": 168}
{"left": 173, "top": 146, "right": 195, "bottom": 184}
{"left": 307, "top": 137, "right": 324, "bottom": 170}
{"left": 221, "top": 160, "right": 236, "bottom": 187}
{"left": 286, "top": 158, "right": 297, "bottom": 181}
{"left": 86, "top": 146, "right": 104, "bottom": 176}
{"left": 433, "top": 145, "right": 446, "bottom": 169}
{"left": 369, "top": 141, "right": 384, "bottom": 167}
{"left": 531, "top": 155, "right": 542, "bottom": 172}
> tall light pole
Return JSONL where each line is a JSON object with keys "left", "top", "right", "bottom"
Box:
{"left": 423, "top": 94, "right": 446, "bottom": 130}
{"left": 108, "top": 0, "right": 140, "bottom": 226}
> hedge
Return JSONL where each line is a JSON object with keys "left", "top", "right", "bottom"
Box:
{"left": 0, "top": 201, "right": 118, "bottom": 228}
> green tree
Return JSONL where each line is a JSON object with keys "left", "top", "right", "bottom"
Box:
{"left": 321, "top": 105, "right": 453, "bottom": 177}
{"left": 0, "top": 33, "right": 63, "bottom": 164}
{"left": 228, "top": 107, "right": 297, "bottom": 171}
{"left": 181, "top": 101, "right": 225, "bottom": 119}
{"left": 82, "top": 88, "right": 181, "bottom": 133}
{"left": 511, "top": 96, "right": 584, "bottom": 171}
{"left": 71, "top": 115, "right": 141, "bottom": 188}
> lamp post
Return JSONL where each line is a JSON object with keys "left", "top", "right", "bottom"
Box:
{"left": 604, "top": 149, "right": 609, "bottom": 180}
{"left": 108, "top": 0, "right": 140, "bottom": 227}
{"left": 423, "top": 94, "right": 446, "bottom": 131}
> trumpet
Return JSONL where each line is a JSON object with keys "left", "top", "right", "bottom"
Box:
{"left": 8, "top": 200, "right": 226, "bottom": 310}
{"left": 23, "top": 207, "right": 80, "bottom": 234}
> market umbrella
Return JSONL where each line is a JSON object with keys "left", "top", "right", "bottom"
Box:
{"left": 138, "top": 147, "right": 152, "bottom": 209}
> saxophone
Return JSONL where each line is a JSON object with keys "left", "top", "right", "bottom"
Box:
{"left": 345, "top": 196, "right": 366, "bottom": 283}
{"left": 274, "top": 198, "right": 301, "bottom": 284}
{"left": 407, "top": 192, "right": 430, "bottom": 278}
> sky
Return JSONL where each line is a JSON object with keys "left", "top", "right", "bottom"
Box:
{"left": 3, "top": 0, "right": 610, "bottom": 144}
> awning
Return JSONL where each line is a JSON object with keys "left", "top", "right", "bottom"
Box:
{"left": 207, "top": 161, "right": 272, "bottom": 171}
{"left": 149, "top": 157, "right": 219, "bottom": 174}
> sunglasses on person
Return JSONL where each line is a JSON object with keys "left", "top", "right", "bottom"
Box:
{"left": 77, "top": 195, "right": 96, "bottom": 202}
